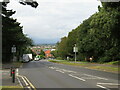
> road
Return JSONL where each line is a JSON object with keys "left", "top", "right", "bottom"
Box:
{"left": 19, "top": 60, "right": 119, "bottom": 89}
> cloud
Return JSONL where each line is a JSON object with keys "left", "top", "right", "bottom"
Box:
{"left": 7, "top": 0, "right": 101, "bottom": 44}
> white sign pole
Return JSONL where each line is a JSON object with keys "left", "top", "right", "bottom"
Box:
{"left": 73, "top": 44, "right": 78, "bottom": 63}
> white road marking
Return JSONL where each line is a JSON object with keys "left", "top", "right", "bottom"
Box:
{"left": 16, "top": 68, "right": 19, "bottom": 76}
{"left": 97, "top": 83, "right": 120, "bottom": 86}
{"left": 55, "top": 70, "right": 65, "bottom": 73}
{"left": 68, "top": 74, "right": 86, "bottom": 81}
{"left": 97, "top": 85, "right": 110, "bottom": 90}
{"left": 83, "top": 74, "right": 108, "bottom": 80}
{"left": 81, "top": 77, "right": 102, "bottom": 79}
{"left": 49, "top": 67, "right": 54, "bottom": 69}
{"left": 61, "top": 69, "right": 77, "bottom": 73}
{"left": 49, "top": 67, "right": 76, "bottom": 73}
{"left": 49, "top": 67, "right": 109, "bottom": 81}
{"left": 17, "top": 77, "right": 23, "bottom": 87}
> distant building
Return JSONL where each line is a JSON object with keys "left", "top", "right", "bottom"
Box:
{"left": 31, "top": 44, "right": 56, "bottom": 56}
{"left": 44, "top": 50, "right": 53, "bottom": 58}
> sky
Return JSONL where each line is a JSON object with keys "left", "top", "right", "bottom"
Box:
{"left": 7, "top": 0, "right": 101, "bottom": 44}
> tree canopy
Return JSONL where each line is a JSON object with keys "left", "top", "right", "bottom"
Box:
{"left": 55, "top": 2, "right": 120, "bottom": 62}
{"left": 2, "top": 1, "right": 38, "bottom": 62}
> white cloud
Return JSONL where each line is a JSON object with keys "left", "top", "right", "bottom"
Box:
{"left": 7, "top": 0, "right": 101, "bottom": 44}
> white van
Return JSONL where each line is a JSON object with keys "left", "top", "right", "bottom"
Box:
{"left": 22, "top": 54, "right": 32, "bottom": 62}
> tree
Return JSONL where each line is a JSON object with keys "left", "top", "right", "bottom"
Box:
{"left": 3, "top": 0, "right": 38, "bottom": 8}
{"left": 77, "top": 2, "right": 120, "bottom": 62}
{"left": 2, "top": 2, "right": 35, "bottom": 62}
{"left": 40, "top": 49, "right": 45, "bottom": 56}
{"left": 66, "top": 29, "right": 78, "bottom": 58}
{"left": 57, "top": 37, "right": 68, "bottom": 59}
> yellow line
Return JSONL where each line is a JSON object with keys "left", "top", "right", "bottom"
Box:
{"left": 23, "top": 76, "right": 36, "bottom": 90}
{"left": 18, "top": 75, "right": 29, "bottom": 86}
{"left": 18, "top": 75, "right": 36, "bottom": 90}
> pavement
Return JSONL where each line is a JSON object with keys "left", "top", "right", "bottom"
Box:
{"left": 1, "top": 69, "right": 20, "bottom": 86}
{"left": 1, "top": 63, "right": 36, "bottom": 90}
{"left": 1, "top": 63, "right": 21, "bottom": 88}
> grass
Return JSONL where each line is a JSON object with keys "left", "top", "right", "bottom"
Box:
{"left": 104, "top": 61, "right": 120, "bottom": 65}
{"left": 48, "top": 60, "right": 119, "bottom": 73}
{"left": 12, "top": 61, "right": 23, "bottom": 68}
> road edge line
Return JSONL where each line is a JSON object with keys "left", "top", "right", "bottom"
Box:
{"left": 17, "top": 77, "right": 23, "bottom": 88}
{"left": 23, "top": 76, "right": 36, "bottom": 90}
{"left": 18, "top": 75, "right": 29, "bottom": 86}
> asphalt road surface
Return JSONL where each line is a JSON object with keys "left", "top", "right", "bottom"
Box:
{"left": 19, "top": 60, "right": 119, "bottom": 89}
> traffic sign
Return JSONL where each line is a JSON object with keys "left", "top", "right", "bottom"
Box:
{"left": 73, "top": 47, "right": 78, "bottom": 52}
{"left": 11, "top": 46, "right": 16, "bottom": 53}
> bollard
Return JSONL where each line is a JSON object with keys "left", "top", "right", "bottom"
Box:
{"left": 10, "top": 67, "right": 13, "bottom": 77}
{"left": 12, "top": 69, "right": 15, "bottom": 83}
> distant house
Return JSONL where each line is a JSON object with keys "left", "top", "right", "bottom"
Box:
{"left": 44, "top": 50, "right": 53, "bottom": 58}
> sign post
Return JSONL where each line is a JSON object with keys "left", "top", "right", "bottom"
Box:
{"left": 73, "top": 44, "right": 78, "bottom": 62}
{"left": 11, "top": 45, "right": 16, "bottom": 62}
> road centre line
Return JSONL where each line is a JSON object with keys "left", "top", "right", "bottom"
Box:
{"left": 49, "top": 67, "right": 77, "bottom": 73}
{"left": 68, "top": 74, "right": 86, "bottom": 81}
{"left": 49, "top": 67, "right": 55, "bottom": 69}
{"left": 55, "top": 70, "right": 65, "bottom": 73}
{"left": 83, "top": 74, "right": 108, "bottom": 80}
{"left": 61, "top": 69, "right": 76, "bottom": 73}
{"left": 81, "top": 77, "right": 103, "bottom": 79}
{"left": 97, "top": 85, "right": 110, "bottom": 90}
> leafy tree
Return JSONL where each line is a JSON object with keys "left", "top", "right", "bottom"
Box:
{"left": 77, "top": 2, "right": 120, "bottom": 62}
{"left": 56, "top": 1, "right": 120, "bottom": 63}
{"left": 57, "top": 37, "right": 68, "bottom": 59}
{"left": 66, "top": 29, "right": 78, "bottom": 58}
{"left": 3, "top": 0, "right": 38, "bottom": 8}
{"left": 2, "top": 2, "right": 35, "bottom": 62}
{"left": 40, "top": 49, "right": 45, "bottom": 56}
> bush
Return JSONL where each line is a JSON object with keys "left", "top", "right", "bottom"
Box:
{"left": 56, "top": 57, "right": 63, "bottom": 60}
{"left": 98, "top": 56, "right": 111, "bottom": 63}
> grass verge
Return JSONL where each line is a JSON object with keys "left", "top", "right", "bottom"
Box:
{"left": 12, "top": 61, "right": 23, "bottom": 68}
{"left": 48, "top": 60, "right": 119, "bottom": 74}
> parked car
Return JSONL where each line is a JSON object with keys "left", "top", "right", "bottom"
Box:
{"left": 34, "top": 57, "right": 39, "bottom": 61}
